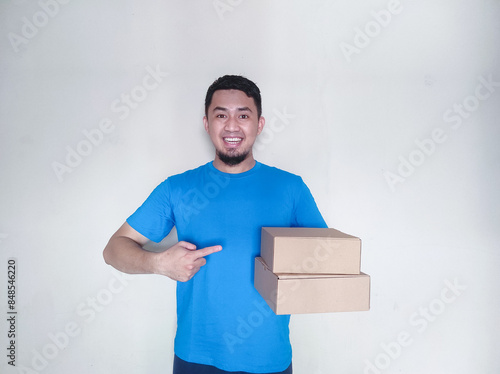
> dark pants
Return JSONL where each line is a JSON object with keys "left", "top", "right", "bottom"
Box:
{"left": 173, "top": 355, "right": 293, "bottom": 374}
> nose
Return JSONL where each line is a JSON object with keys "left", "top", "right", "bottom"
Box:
{"left": 224, "top": 115, "right": 240, "bottom": 132}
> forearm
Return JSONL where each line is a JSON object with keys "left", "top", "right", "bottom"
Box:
{"left": 103, "top": 236, "right": 158, "bottom": 275}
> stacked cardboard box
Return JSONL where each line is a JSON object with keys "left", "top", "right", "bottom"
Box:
{"left": 254, "top": 227, "right": 370, "bottom": 315}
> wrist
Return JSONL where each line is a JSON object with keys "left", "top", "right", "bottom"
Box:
{"left": 144, "top": 251, "right": 161, "bottom": 274}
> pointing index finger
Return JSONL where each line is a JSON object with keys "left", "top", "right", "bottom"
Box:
{"left": 193, "top": 245, "right": 222, "bottom": 259}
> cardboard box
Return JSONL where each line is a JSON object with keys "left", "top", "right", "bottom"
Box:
{"left": 261, "top": 227, "right": 361, "bottom": 274}
{"left": 254, "top": 257, "right": 370, "bottom": 315}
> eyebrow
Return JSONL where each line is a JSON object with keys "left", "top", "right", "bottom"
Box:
{"left": 212, "top": 106, "right": 253, "bottom": 113}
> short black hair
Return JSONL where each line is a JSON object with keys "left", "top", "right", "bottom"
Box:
{"left": 205, "top": 75, "right": 262, "bottom": 118}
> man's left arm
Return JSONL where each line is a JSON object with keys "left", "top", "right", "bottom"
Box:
{"left": 292, "top": 178, "right": 328, "bottom": 228}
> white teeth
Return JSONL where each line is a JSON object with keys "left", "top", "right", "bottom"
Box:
{"left": 224, "top": 137, "right": 242, "bottom": 143}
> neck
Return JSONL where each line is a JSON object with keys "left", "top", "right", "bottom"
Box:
{"left": 212, "top": 154, "right": 256, "bottom": 174}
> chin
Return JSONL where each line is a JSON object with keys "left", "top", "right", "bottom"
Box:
{"left": 217, "top": 150, "right": 249, "bottom": 166}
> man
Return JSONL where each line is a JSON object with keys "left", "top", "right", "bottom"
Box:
{"left": 103, "top": 75, "right": 327, "bottom": 374}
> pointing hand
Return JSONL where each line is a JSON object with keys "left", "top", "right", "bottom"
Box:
{"left": 152, "top": 241, "right": 222, "bottom": 282}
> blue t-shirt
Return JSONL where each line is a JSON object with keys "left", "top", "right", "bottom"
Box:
{"left": 127, "top": 161, "right": 327, "bottom": 373}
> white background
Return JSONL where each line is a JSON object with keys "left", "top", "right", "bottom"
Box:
{"left": 1, "top": 1, "right": 499, "bottom": 373}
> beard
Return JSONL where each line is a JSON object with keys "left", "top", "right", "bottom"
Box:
{"left": 216, "top": 149, "right": 250, "bottom": 166}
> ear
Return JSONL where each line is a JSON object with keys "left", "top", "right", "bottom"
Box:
{"left": 203, "top": 116, "right": 209, "bottom": 133}
{"left": 257, "top": 116, "right": 265, "bottom": 135}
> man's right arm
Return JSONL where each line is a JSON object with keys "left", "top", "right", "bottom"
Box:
{"left": 103, "top": 222, "right": 157, "bottom": 274}
{"left": 103, "top": 222, "right": 222, "bottom": 282}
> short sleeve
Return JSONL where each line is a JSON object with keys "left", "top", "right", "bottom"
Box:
{"left": 126, "top": 179, "right": 175, "bottom": 243}
{"left": 291, "top": 177, "right": 328, "bottom": 228}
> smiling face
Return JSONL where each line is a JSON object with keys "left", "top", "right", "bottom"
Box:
{"left": 203, "top": 89, "right": 265, "bottom": 173}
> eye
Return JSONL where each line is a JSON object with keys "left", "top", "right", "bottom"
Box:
{"left": 239, "top": 114, "right": 249, "bottom": 119}
{"left": 216, "top": 114, "right": 226, "bottom": 119}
